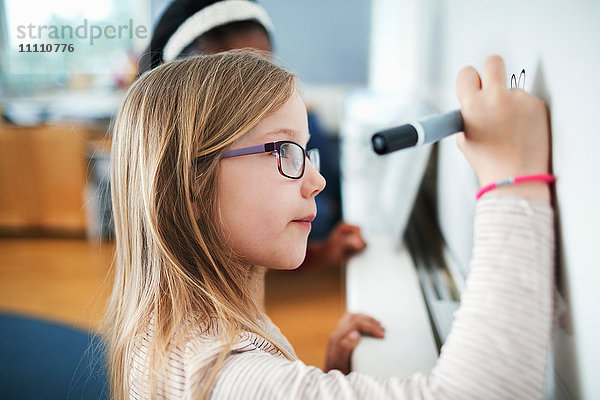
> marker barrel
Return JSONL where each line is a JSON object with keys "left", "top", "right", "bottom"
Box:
{"left": 371, "top": 110, "right": 464, "bottom": 154}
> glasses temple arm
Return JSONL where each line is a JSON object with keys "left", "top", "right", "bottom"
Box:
{"left": 221, "top": 143, "right": 275, "bottom": 159}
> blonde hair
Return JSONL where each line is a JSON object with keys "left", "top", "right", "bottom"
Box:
{"left": 104, "top": 50, "right": 296, "bottom": 399}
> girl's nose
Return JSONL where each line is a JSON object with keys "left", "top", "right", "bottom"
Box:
{"left": 301, "top": 160, "right": 326, "bottom": 198}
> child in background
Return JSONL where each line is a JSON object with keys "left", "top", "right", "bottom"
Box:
{"left": 105, "top": 50, "right": 555, "bottom": 399}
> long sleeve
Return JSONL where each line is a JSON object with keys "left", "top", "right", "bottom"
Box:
{"left": 209, "top": 196, "right": 555, "bottom": 399}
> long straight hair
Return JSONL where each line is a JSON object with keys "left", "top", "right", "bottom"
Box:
{"left": 104, "top": 50, "right": 296, "bottom": 399}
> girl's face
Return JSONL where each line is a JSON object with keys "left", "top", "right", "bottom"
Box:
{"left": 218, "top": 91, "right": 326, "bottom": 270}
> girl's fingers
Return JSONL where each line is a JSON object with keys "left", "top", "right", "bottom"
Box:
{"left": 456, "top": 131, "right": 467, "bottom": 151}
{"left": 355, "top": 318, "right": 385, "bottom": 338}
{"left": 456, "top": 65, "right": 481, "bottom": 105}
{"left": 335, "top": 313, "right": 385, "bottom": 339}
{"left": 482, "top": 54, "right": 507, "bottom": 91}
{"left": 340, "top": 331, "right": 361, "bottom": 350}
{"left": 326, "top": 330, "right": 361, "bottom": 374}
{"left": 326, "top": 315, "right": 385, "bottom": 374}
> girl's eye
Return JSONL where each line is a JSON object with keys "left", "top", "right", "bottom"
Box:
{"left": 280, "top": 147, "right": 288, "bottom": 158}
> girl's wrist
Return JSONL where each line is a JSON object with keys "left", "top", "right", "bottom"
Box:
{"left": 478, "top": 180, "right": 552, "bottom": 204}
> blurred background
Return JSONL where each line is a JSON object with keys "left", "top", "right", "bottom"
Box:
{"left": 1, "top": 0, "right": 599, "bottom": 399}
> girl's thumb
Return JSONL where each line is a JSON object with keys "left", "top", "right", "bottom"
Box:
{"left": 347, "top": 330, "right": 360, "bottom": 343}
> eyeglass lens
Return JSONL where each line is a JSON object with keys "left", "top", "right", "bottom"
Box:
{"left": 279, "top": 142, "right": 320, "bottom": 178}
{"left": 307, "top": 149, "right": 320, "bottom": 173}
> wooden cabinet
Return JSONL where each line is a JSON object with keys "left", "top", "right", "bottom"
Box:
{"left": 0, "top": 125, "right": 92, "bottom": 235}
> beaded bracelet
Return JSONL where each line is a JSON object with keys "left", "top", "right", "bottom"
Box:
{"left": 476, "top": 173, "right": 555, "bottom": 200}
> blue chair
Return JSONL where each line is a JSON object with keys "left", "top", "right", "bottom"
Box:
{"left": 0, "top": 313, "right": 109, "bottom": 400}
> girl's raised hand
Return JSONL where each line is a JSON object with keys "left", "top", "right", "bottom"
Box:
{"left": 324, "top": 312, "right": 385, "bottom": 374}
{"left": 456, "top": 55, "right": 551, "bottom": 203}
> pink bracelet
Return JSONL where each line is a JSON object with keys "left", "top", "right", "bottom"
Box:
{"left": 476, "top": 173, "right": 555, "bottom": 200}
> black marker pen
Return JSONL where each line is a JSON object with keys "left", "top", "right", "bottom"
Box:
{"left": 371, "top": 110, "right": 464, "bottom": 155}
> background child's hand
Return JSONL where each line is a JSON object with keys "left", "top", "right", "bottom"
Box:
{"left": 324, "top": 222, "right": 367, "bottom": 264}
{"left": 303, "top": 222, "right": 367, "bottom": 270}
{"left": 456, "top": 55, "right": 551, "bottom": 202}
{"left": 324, "top": 312, "right": 385, "bottom": 374}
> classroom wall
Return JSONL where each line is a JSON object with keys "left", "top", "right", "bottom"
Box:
{"left": 259, "top": 0, "right": 370, "bottom": 85}
{"left": 428, "top": 1, "right": 600, "bottom": 398}
{"left": 259, "top": 0, "right": 372, "bottom": 133}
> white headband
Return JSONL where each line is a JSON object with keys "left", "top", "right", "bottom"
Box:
{"left": 162, "top": 0, "right": 274, "bottom": 62}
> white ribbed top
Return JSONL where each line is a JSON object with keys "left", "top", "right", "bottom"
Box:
{"left": 130, "top": 195, "right": 555, "bottom": 399}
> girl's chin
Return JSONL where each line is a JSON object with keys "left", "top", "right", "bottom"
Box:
{"left": 271, "top": 264, "right": 302, "bottom": 271}
{"left": 258, "top": 238, "right": 307, "bottom": 270}
{"left": 270, "top": 252, "right": 307, "bottom": 271}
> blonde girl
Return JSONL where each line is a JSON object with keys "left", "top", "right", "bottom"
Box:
{"left": 105, "top": 51, "right": 555, "bottom": 399}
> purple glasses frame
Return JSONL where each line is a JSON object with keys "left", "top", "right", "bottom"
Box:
{"left": 221, "top": 140, "right": 320, "bottom": 180}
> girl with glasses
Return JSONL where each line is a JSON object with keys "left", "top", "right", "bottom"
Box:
{"left": 140, "top": 0, "right": 368, "bottom": 273}
{"left": 105, "top": 50, "right": 554, "bottom": 399}
{"left": 138, "top": 0, "right": 374, "bottom": 384}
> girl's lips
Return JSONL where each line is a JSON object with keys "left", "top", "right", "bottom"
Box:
{"left": 291, "top": 214, "right": 315, "bottom": 229}
{"left": 293, "top": 214, "right": 316, "bottom": 223}
{"left": 291, "top": 220, "right": 312, "bottom": 230}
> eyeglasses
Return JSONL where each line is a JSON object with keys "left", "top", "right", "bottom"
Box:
{"left": 221, "top": 140, "right": 320, "bottom": 179}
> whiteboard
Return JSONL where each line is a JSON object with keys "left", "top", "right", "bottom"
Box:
{"left": 430, "top": 1, "right": 600, "bottom": 398}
